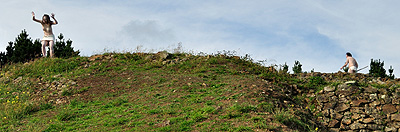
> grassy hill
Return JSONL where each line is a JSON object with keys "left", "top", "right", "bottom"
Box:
{"left": 1, "top": 51, "right": 339, "bottom": 131}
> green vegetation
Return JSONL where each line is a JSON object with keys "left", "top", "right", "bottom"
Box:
{"left": 369, "top": 59, "right": 395, "bottom": 79}
{"left": 0, "top": 51, "right": 333, "bottom": 131}
{"left": 0, "top": 30, "right": 79, "bottom": 68}
{"left": 293, "top": 60, "right": 302, "bottom": 74}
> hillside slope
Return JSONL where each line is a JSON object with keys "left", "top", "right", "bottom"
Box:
{"left": 1, "top": 52, "right": 399, "bottom": 131}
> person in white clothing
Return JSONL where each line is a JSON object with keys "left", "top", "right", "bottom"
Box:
{"left": 340, "top": 52, "right": 358, "bottom": 73}
{"left": 32, "top": 11, "right": 58, "bottom": 58}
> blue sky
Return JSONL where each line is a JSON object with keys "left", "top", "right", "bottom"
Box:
{"left": 1, "top": 0, "right": 400, "bottom": 76}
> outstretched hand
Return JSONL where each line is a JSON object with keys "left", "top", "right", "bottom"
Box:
{"left": 51, "top": 13, "right": 55, "bottom": 18}
{"left": 31, "top": 11, "right": 35, "bottom": 16}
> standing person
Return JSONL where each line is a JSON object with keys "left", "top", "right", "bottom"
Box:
{"left": 340, "top": 52, "right": 359, "bottom": 73}
{"left": 32, "top": 11, "right": 58, "bottom": 58}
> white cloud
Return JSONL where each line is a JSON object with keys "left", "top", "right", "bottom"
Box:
{"left": 1, "top": 0, "right": 400, "bottom": 76}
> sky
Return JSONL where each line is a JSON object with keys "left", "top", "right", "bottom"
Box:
{"left": 1, "top": 0, "right": 400, "bottom": 76}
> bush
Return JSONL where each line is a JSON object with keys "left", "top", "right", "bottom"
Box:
{"left": 293, "top": 60, "right": 302, "bottom": 74}
{"left": 0, "top": 30, "right": 41, "bottom": 66}
{"left": 369, "top": 59, "right": 387, "bottom": 78}
{"left": 52, "top": 34, "right": 80, "bottom": 58}
{"left": 389, "top": 66, "right": 395, "bottom": 79}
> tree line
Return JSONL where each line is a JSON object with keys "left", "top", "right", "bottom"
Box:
{"left": 0, "top": 30, "right": 79, "bottom": 67}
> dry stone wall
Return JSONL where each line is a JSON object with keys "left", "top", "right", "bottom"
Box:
{"left": 313, "top": 79, "right": 400, "bottom": 132}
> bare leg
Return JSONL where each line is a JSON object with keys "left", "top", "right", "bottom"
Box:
{"left": 41, "top": 40, "right": 47, "bottom": 57}
{"left": 49, "top": 40, "right": 54, "bottom": 58}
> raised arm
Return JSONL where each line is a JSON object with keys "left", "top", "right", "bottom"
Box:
{"left": 51, "top": 13, "right": 58, "bottom": 25}
{"left": 31, "top": 11, "right": 41, "bottom": 23}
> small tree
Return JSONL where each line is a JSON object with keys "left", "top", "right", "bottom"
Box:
{"left": 279, "top": 62, "right": 289, "bottom": 74}
{"left": 293, "top": 60, "right": 302, "bottom": 74}
{"left": 4, "top": 30, "right": 41, "bottom": 64}
{"left": 388, "top": 66, "right": 395, "bottom": 79}
{"left": 52, "top": 33, "right": 80, "bottom": 58}
{"left": 369, "top": 59, "right": 386, "bottom": 78}
{"left": 0, "top": 52, "right": 6, "bottom": 67}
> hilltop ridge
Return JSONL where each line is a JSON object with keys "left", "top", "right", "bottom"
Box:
{"left": 1, "top": 52, "right": 400, "bottom": 131}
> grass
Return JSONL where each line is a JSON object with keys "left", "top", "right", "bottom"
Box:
{"left": 0, "top": 52, "right": 330, "bottom": 131}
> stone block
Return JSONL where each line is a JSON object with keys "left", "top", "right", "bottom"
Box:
{"left": 382, "top": 104, "right": 397, "bottom": 115}
{"left": 335, "top": 103, "right": 350, "bottom": 112}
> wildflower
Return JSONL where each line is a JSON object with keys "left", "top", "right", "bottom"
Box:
{"left": 3, "top": 117, "right": 6, "bottom": 119}
{"left": 291, "top": 104, "right": 294, "bottom": 107}
{"left": 23, "top": 92, "right": 25, "bottom": 94}
{"left": 315, "top": 127, "right": 318, "bottom": 131}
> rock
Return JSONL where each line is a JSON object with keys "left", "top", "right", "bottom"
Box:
{"left": 370, "top": 101, "right": 381, "bottom": 107}
{"left": 89, "top": 55, "right": 103, "bottom": 61}
{"left": 361, "top": 118, "right": 375, "bottom": 124}
{"left": 391, "top": 114, "right": 400, "bottom": 122}
{"left": 157, "top": 51, "right": 170, "bottom": 60}
{"left": 324, "top": 86, "right": 336, "bottom": 92}
{"left": 382, "top": 104, "right": 397, "bottom": 115}
{"left": 332, "top": 112, "right": 344, "bottom": 120}
{"left": 349, "top": 122, "right": 366, "bottom": 130}
{"left": 351, "top": 113, "right": 361, "bottom": 120}
{"left": 367, "top": 124, "right": 380, "bottom": 130}
{"left": 335, "top": 103, "right": 350, "bottom": 112}
{"left": 342, "top": 118, "right": 352, "bottom": 125}
{"left": 351, "top": 99, "right": 369, "bottom": 107}
{"left": 384, "top": 127, "right": 397, "bottom": 132}
{"left": 328, "top": 119, "right": 340, "bottom": 128}
{"left": 329, "top": 128, "right": 340, "bottom": 132}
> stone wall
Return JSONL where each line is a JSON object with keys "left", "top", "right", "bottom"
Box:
{"left": 314, "top": 80, "right": 400, "bottom": 132}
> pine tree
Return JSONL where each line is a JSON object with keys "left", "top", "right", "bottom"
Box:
{"left": 5, "top": 42, "right": 14, "bottom": 64}
{"left": 369, "top": 59, "right": 386, "bottom": 78}
{"left": 388, "top": 66, "right": 395, "bottom": 79}
{"left": 0, "top": 52, "right": 6, "bottom": 67}
{"left": 7, "top": 30, "right": 41, "bottom": 63}
{"left": 52, "top": 33, "right": 80, "bottom": 58}
{"left": 293, "top": 60, "right": 302, "bottom": 74}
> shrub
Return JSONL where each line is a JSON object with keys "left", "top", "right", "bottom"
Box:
{"left": 52, "top": 33, "right": 80, "bottom": 58}
{"left": 293, "top": 60, "right": 302, "bottom": 74}
{"left": 389, "top": 66, "right": 395, "bottom": 79}
{"left": 1, "top": 30, "right": 41, "bottom": 66}
{"left": 369, "top": 59, "right": 386, "bottom": 78}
